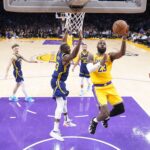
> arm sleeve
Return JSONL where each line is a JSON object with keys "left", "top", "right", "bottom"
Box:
{"left": 87, "top": 62, "right": 101, "bottom": 73}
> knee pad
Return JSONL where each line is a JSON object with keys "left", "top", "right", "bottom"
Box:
{"left": 110, "top": 103, "right": 125, "bottom": 117}
{"left": 114, "top": 103, "right": 125, "bottom": 113}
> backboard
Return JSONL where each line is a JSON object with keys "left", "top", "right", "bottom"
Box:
{"left": 4, "top": 0, "right": 147, "bottom": 13}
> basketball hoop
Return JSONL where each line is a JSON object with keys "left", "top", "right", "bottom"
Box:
{"left": 64, "top": 1, "right": 87, "bottom": 32}
{"left": 65, "top": 12, "right": 85, "bottom": 33}
{"left": 56, "top": 12, "right": 85, "bottom": 33}
{"left": 55, "top": 1, "right": 88, "bottom": 33}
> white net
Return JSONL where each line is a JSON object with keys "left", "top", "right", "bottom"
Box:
{"left": 64, "top": 12, "right": 85, "bottom": 33}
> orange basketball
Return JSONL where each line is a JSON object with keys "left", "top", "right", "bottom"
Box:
{"left": 112, "top": 20, "right": 128, "bottom": 35}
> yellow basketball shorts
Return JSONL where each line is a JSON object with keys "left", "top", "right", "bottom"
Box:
{"left": 92, "top": 83, "right": 123, "bottom": 106}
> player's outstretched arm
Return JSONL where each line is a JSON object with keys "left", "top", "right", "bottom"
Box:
{"left": 109, "top": 36, "right": 127, "bottom": 61}
{"left": 21, "top": 56, "right": 38, "bottom": 63}
{"left": 63, "top": 31, "right": 83, "bottom": 65}
{"left": 4, "top": 58, "right": 13, "bottom": 79}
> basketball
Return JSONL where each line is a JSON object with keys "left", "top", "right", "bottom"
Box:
{"left": 112, "top": 20, "right": 128, "bottom": 35}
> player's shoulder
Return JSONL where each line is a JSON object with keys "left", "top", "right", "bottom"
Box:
{"left": 62, "top": 53, "right": 71, "bottom": 66}
{"left": 11, "top": 54, "right": 17, "bottom": 60}
{"left": 18, "top": 54, "right": 23, "bottom": 58}
{"left": 57, "top": 51, "right": 64, "bottom": 58}
{"left": 87, "top": 50, "right": 90, "bottom": 54}
{"left": 61, "top": 52, "right": 70, "bottom": 61}
{"left": 94, "top": 53, "right": 99, "bottom": 58}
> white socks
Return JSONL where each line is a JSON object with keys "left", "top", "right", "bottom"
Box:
{"left": 21, "top": 83, "right": 28, "bottom": 98}
{"left": 86, "top": 78, "right": 91, "bottom": 87}
{"left": 93, "top": 117, "right": 98, "bottom": 123}
{"left": 55, "top": 97, "right": 65, "bottom": 119}
{"left": 53, "top": 97, "right": 66, "bottom": 131}
{"left": 53, "top": 121, "right": 60, "bottom": 132}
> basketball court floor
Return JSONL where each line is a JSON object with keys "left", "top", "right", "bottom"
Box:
{"left": 0, "top": 38, "right": 150, "bottom": 150}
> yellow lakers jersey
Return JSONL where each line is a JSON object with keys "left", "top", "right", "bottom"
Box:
{"left": 90, "top": 54, "right": 112, "bottom": 84}
{"left": 67, "top": 34, "right": 73, "bottom": 47}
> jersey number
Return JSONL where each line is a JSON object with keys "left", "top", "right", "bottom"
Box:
{"left": 98, "top": 64, "right": 107, "bottom": 72}
{"left": 83, "top": 59, "right": 87, "bottom": 63}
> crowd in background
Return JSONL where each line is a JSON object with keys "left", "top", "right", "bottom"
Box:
{"left": 0, "top": 2, "right": 150, "bottom": 47}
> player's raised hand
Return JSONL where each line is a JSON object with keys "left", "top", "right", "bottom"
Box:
{"left": 122, "top": 25, "right": 129, "bottom": 38}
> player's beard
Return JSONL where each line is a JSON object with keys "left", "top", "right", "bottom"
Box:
{"left": 66, "top": 49, "right": 71, "bottom": 54}
{"left": 97, "top": 48, "right": 106, "bottom": 54}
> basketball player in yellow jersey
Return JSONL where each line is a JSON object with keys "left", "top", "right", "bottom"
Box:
{"left": 88, "top": 36, "right": 127, "bottom": 134}
{"left": 66, "top": 32, "right": 74, "bottom": 48}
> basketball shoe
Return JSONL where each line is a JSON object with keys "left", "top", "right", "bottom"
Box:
{"left": 101, "top": 117, "right": 110, "bottom": 128}
{"left": 88, "top": 118, "right": 98, "bottom": 134}
{"left": 25, "top": 97, "right": 34, "bottom": 102}
{"left": 50, "top": 130, "right": 64, "bottom": 141}
{"left": 9, "top": 96, "right": 19, "bottom": 102}
{"left": 63, "top": 120, "right": 76, "bottom": 127}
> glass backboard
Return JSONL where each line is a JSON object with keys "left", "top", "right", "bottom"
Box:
{"left": 4, "top": 0, "right": 147, "bottom": 13}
